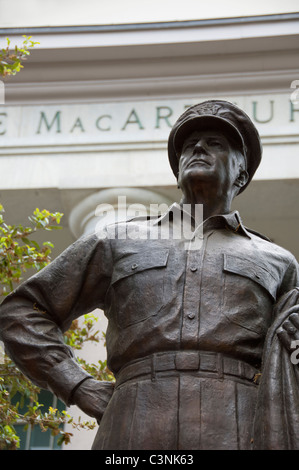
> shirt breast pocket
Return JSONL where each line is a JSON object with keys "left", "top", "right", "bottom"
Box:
{"left": 110, "top": 249, "right": 169, "bottom": 328}
{"left": 222, "top": 254, "right": 278, "bottom": 334}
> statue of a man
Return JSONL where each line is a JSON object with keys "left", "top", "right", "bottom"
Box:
{"left": 1, "top": 100, "right": 299, "bottom": 450}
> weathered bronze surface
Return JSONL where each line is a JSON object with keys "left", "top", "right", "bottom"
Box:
{"left": 1, "top": 100, "right": 299, "bottom": 450}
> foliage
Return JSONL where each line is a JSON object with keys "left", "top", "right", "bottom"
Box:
{"left": 64, "top": 316, "right": 114, "bottom": 382}
{"left": 0, "top": 205, "right": 114, "bottom": 450}
{"left": 0, "top": 205, "right": 63, "bottom": 296}
{"left": 0, "top": 36, "right": 39, "bottom": 78}
{"left": 66, "top": 319, "right": 114, "bottom": 383}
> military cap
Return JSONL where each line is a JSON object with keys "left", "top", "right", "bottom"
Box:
{"left": 167, "top": 100, "right": 262, "bottom": 194}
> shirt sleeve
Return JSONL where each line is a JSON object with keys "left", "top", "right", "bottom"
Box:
{"left": 0, "top": 228, "right": 113, "bottom": 405}
{"left": 278, "top": 254, "right": 299, "bottom": 298}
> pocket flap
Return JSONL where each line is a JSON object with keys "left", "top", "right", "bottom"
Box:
{"left": 112, "top": 249, "right": 169, "bottom": 285}
{"left": 223, "top": 253, "right": 278, "bottom": 300}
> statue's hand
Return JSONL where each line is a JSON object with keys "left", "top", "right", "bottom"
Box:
{"left": 72, "top": 378, "right": 115, "bottom": 423}
{"left": 277, "top": 312, "right": 299, "bottom": 354}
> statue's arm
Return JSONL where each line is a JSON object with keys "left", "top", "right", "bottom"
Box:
{"left": 0, "top": 231, "right": 114, "bottom": 413}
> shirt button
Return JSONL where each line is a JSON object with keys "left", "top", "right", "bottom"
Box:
{"left": 190, "top": 266, "right": 197, "bottom": 272}
{"left": 187, "top": 313, "right": 195, "bottom": 319}
{"left": 131, "top": 263, "right": 138, "bottom": 270}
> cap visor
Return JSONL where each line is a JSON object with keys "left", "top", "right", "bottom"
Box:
{"left": 173, "top": 115, "right": 245, "bottom": 157}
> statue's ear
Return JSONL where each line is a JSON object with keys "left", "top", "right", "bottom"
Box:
{"left": 234, "top": 170, "right": 249, "bottom": 189}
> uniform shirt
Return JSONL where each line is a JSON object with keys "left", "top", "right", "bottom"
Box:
{"left": 0, "top": 203, "right": 298, "bottom": 405}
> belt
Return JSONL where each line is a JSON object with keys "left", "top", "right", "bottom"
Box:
{"left": 115, "top": 350, "right": 261, "bottom": 387}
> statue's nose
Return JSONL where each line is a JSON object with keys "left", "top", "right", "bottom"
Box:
{"left": 194, "top": 139, "right": 208, "bottom": 153}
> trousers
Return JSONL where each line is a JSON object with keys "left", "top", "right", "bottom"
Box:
{"left": 92, "top": 351, "right": 259, "bottom": 450}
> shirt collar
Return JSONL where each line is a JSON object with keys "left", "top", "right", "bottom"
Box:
{"left": 154, "top": 202, "right": 251, "bottom": 239}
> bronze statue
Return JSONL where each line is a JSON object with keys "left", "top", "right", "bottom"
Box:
{"left": 1, "top": 100, "right": 299, "bottom": 450}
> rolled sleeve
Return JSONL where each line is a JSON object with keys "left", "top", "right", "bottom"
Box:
{"left": 47, "top": 358, "right": 93, "bottom": 405}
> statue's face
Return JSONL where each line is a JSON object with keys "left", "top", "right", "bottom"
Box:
{"left": 177, "top": 129, "right": 244, "bottom": 197}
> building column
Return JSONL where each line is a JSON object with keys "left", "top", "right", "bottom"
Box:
{"left": 69, "top": 187, "right": 173, "bottom": 237}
